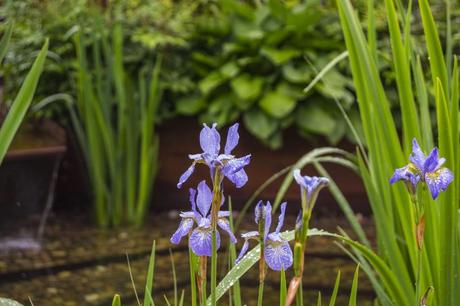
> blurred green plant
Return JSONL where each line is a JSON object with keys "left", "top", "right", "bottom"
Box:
{"left": 0, "top": 23, "right": 48, "bottom": 163}
{"left": 71, "top": 15, "right": 161, "bottom": 227}
{"left": 182, "top": 0, "right": 356, "bottom": 148}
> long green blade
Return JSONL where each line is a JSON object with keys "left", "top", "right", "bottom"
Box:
{"left": 0, "top": 39, "right": 48, "bottom": 164}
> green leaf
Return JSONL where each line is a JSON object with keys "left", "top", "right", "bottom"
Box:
{"left": 243, "top": 109, "right": 278, "bottom": 140}
{"left": 259, "top": 91, "right": 296, "bottom": 118}
{"left": 296, "top": 103, "right": 336, "bottom": 136}
{"left": 328, "top": 271, "right": 341, "bottom": 306}
{"left": 348, "top": 265, "right": 359, "bottom": 306}
{"left": 303, "top": 51, "right": 349, "bottom": 94}
{"left": 260, "top": 47, "right": 300, "bottom": 65}
{"left": 111, "top": 295, "right": 121, "bottom": 306}
{"left": 231, "top": 74, "right": 264, "bottom": 104}
{"left": 0, "top": 22, "right": 13, "bottom": 63}
{"left": 176, "top": 96, "right": 206, "bottom": 115}
{"left": 143, "top": 241, "right": 156, "bottom": 306}
{"left": 0, "top": 39, "right": 48, "bottom": 164}
{"left": 199, "top": 71, "right": 226, "bottom": 94}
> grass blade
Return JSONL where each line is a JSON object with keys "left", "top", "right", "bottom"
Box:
{"left": 348, "top": 265, "right": 359, "bottom": 306}
{"left": 328, "top": 271, "right": 341, "bottom": 306}
{"left": 144, "top": 241, "right": 156, "bottom": 306}
{"left": 112, "top": 294, "right": 121, "bottom": 306}
{"left": 0, "top": 22, "right": 13, "bottom": 63}
{"left": 0, "top": 39, "right": 48, "bottom": 164}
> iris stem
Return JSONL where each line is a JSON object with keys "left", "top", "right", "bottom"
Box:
{"left": 210, "top": 168, "right": 223, "bottom": 306}
{"left": 413, "top": 193, "right": 424, "bottom": 306}
{"left": 199, "top": 256, "right": 207, "bottom": 306}
{"left": 189, "top": 248, "right": 197, "bottom": 306}
{"left": 257, "top": 280, "right": 265, "bottom": 306}
{"left": 258, "top": 209, "right": 266, "bottom": 306}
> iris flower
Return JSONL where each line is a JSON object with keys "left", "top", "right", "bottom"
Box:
{"left": 177, "top": 123, "right": 251, "bottom": 189}
{"left": 390, "top": 138, "right": 454, "bottom": 199}
{"left": 293, "top": 169, "right": 329, "bottom": 204}
{"left": 170, "top": 180, "right": 237, "bottom": 256}
{"left": 236, "top": 201, "right": 293, "bottom": 271}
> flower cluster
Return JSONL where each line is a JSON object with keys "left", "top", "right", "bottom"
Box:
{"left": 236, "top": 201, "right": 293, "bottom": 271}
{"left": 170, "top": 180, "right": 236, "bottom": 256}
{"left": 390, "top": 138, "right": 453, "bottom": 199}
{"left": 177, "top": 123, "right": 251, "bottom": 189}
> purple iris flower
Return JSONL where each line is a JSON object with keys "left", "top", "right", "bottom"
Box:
{"left": 177, "top": 123, "right": 251, "bottom": 189}
{"left": 293, "top": 169, "right": 329, "bottom": 201}
{"left": 236, "top": 201, "right": 293, "bottom": 271}
{"left": 170, "top": 180, "right": 237, "bottom": 256}
{"left": 390, "top": 138, "right": 454, "bottom": 200}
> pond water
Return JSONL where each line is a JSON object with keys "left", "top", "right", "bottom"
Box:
{"left": 0, "top": 211, "right": 375, "bottom": 305}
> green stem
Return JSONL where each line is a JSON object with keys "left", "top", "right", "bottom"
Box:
{"left": 210, "top": 169, "right": 223, "bottom": 306}
{"left": 211, "top": 230, "right": 217, "bottom": 305}
{"left": 258, "top": 281, "right": 265, "bottom": 306}
{"left": 200, "top": 256, "right": 207, "bottom": 306}
{"left": 189, "top": 249, "right": 197, "bottom": 306}
{"left": 415, "top": 247, "right": 422, "bottom": 305}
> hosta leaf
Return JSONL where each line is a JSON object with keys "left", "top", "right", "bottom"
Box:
{"left": 231, "top": 74, "right": 264, "bottom": 103}
{"left": 261, "top": 47, "right": 300, "bottom": 65}
{"left": 296, "top": 103, "right": 336, "bottom": 136}
{"left": 243, "top": 109, "right": 278, "bottom": 140}
{"left": 259, "top": 91, "right": 297, "bottom": 118}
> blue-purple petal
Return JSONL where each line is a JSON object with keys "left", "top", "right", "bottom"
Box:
{"left": 226, "top": 168, "right": 249, "bottom": 188}
{"left": 275, "top": 202, "right": 287, "bottom": 234}
{"left": 200, "top": 123, "right": 221, "bottom": 156}
{"left": 217, "top": 218, "right": 237, "bottom": 243}
{"left": 425, "top": 167, "right": 454, "bottom": 200}
{"left": 170, "top": 218, "right": 194, "bottom": 244}
{"left": 177, "top": 163, "right": 196, "bottom": 188}
{"left": 264, "top": 202, "right": 272, "bottom": 241}
{"left": 236, "top": 239, "right": 250, "bottom": 263}
{"left": 390, "top": 165, "right": 420, "bottom": 188}
{"left": 264, "top": 234, "right": 293, "bottom": 271}
{"left": 222, "top": 155, "right": 251, "bottom": 176}
{"left": 254, "top": 200, "right": 264, "bottom": 224}
{"left": 424, "top": 147, "right": 440, "bottom": 173}
{"left": 224, "top": 123, "right": 240, "bottom": 155}
{"left": 409, "top": 138, "right": 426, "bottom": 171}
{"left": 189, "top": 227, "right": 220, "bottom": 257}
{"left": 196, "top": 180, "right": 212, "bottom": 217}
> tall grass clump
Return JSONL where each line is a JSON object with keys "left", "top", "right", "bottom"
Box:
{"left": 326, "top": 0, "right": 460, "bottom": 304}
{"left": 72, "top": 15, "right": 161, "bottom": 227}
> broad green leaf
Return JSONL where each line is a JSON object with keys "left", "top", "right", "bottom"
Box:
{"left": 243, "top": 109, "right": 278, "bottom": 140}
{"left": 0, "top": 39, "right": 48, "bottom": 164}
{"left": 176, "top": 96, "right": 206, "bottom": 115}
{"left": 260, "top": 47, "right": 300, "bottom": 65}
{"left": 259, "top": 91, "right": 296, "bottom": 118}
{"left": 231, "top": 74, "right": 264, "bottom": 103}
{"left": 296, "top": 103, "right": 336, "bottom": 136}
